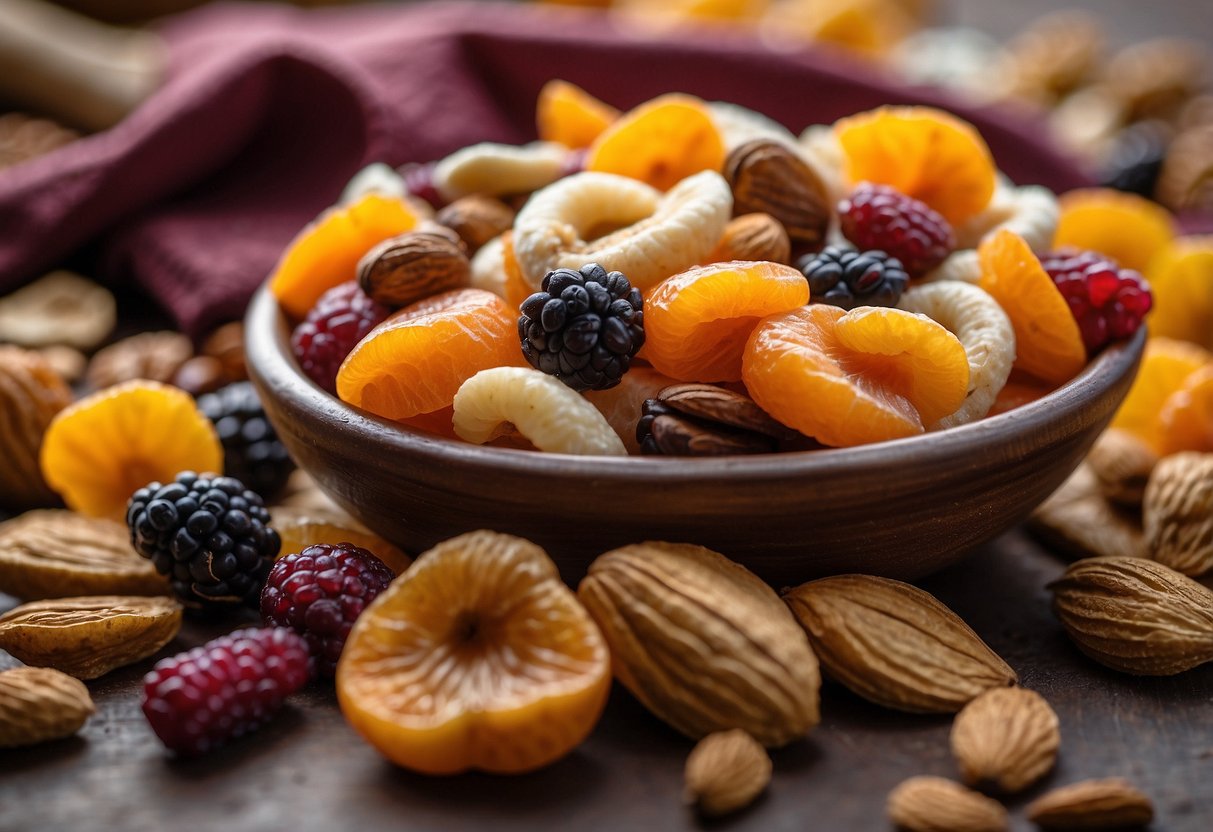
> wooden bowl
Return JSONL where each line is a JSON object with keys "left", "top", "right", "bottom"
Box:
{"left": 246, "top": 284, "right": 1143, "bottom": 584}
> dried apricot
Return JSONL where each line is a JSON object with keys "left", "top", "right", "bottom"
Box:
{"left": 275, "top": 512, "right": 412, "bottom": 576}
{"left": 645, "top": 261, "right": 809, "bottom": 382}
{"left": 1145, "top": 236, "right": 1213, "bottom": 348}
{"left": 1158, "top": 365, "right": 1213, "bottom": 455}
{"left": 834, "top": 106, "right": 996, "bottom": 225}
{"left": 986, "top": 373, "right": 1055, "bottom": 417}
{"left": 536, "top": 80, "right": 619, "bottom": 150}
{"left": 765, "top": 0, "right": 912, "bottom": 56}
{"left": 40, "top": 381, "right": 223, "bottom": 520}
{"left": 1111, "top": 337, "right": 1213, "bottom": 450}
{"left": 1053, "top": 189, "right": 1177, "bottom": 272}
{"left": 742, "top": 304, "right": 969, "bottom": 447}
{"left": 336, "top": 530, "right": 610, "bottom": 774}
{"left": 586, "top": 94, "right": 726, "bottom": 191}
{"left": 978, "top": 230, "right": 1086, "bottom": 386}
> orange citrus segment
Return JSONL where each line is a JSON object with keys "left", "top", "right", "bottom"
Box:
{"left": 1159, "top": 365, "right": 1213, "bottom": 455}
{"left": 978, "top": 229, "right": 1086, "bottom": 386}
{"left": 586, "top": 94, "right": 726, "bottom": 191}
{"left": 1145, "top": 236, "right": 1213, "bottom": 349}
{"left": 1053, "top": 189, "right": 1177, "bottom": 273}
{"left": 1113, "top": 337, "right": 1213, "bottom": 451}
{"left": 336, "top": 530, "right": 610, "bottom": 774}
{"left": 834, "top": 106, "right": 996, "bottom": 225}
{"left": 536, "top": 80, "right": 620, "bottom": 150}
{"left": 336, "top": 289, "right": 522, "bottom": 421}
{"left": 644, "top": 261, "right": 809, "bottom": 382}
{"left": 274, "top": 512, "right": 412, "bottom": 576}
{"left": 270, "top": 194, "right": 424, "bottom": 320}
{"left": 766, "top": 0, "right": 912, "bottom": 57}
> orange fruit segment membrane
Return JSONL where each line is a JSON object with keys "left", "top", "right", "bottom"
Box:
{"left": 536, "top": 80, "right": 620, "bottom": 149}
{"left": 1053, "top": 188, "right": 1177, "bottom": 273}
{"left": 586, "top": 93, "right": 726, "bottom": 191}
{"left": 1158, "top": 365, "right": 1213, "bottom": 455}
{"left": 742, "top": 304, "right": 969, "bottom": 447}
{"left": 978, "top": 229, "right": 1086, "bottom": 386}
{"left": 1113, "top": 337, "right": 1213, "bottom": 451}
{"left": 336, "top": 289, "right": 521, "bottom": 421}
{"left": 336, "top": 530, "right": 610, "bottom": 775}
{"left": 1145, "top": 236, "right": 1213, "bottom": 349}
{"left": 270, "top": 193, "right": 424, "bottom": 320}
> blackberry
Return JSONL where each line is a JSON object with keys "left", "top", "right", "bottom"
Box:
{"left": 197, "top": 382, "right": 294, "bottom": 500}
{"left": 838, "top": 183, "right": 955, "bottom": 277}
{"left": 518, "top": 263, "right": 645, "bottom": 391}
{"left": 1100, "top": 122, "right": 1169, "bottom": 199}
{"left": 127, "top": 472, "right": 281, "bottom": 609}
{"left": 798, "top": 246, "right": 909, "bottom": 310}
{"left": 291, "top": 281, "right": 389, "bottom": 395}
{"left": 1040, "top": 248, "right": 1153, "bottom": 353}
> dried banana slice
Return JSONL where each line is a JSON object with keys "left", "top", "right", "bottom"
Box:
{"left": 957, "top": 183, "right": 1059, "bottom": 254}
{"left": 709, "top": 101, "right": 797, "bottom": 151}
{"left": 469, "top": 233, "right": 508, "bottom": 299}
{"left": 0, "top": 272, "right": 115, "bottom": 351}
{"left": 340, "top": 162, "right": 406, "bottom": 205}
{"left": 513, "top": 170, "right": 731, "bottom": 291}
{"left": 924, "top": 249, "right": 982, "bottom": 284}
{"left": 433, "top": 141, "right": 569, "bottom": 202}
{"left": 899, "top": 281, "right": 1015, "bottom": 429}
{"left": 453, "top": 367, "right": 627, "bottom": 456}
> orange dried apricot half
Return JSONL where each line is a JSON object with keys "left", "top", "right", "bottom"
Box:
{"left": 336, "top": 530, "right": 610, "bottom": 775}
{"left": 1113, "top": 337, "right": 1213, "bottom": 451}
{"left": 1158, "top": 365, "right": 1213, "bottom": 455}
{"left": 644, "top": 261, "right": 809, "bottom": 382}
{"left": 834, "top": 106, "right": 996, "bottom": 225}
{"left": 1145, "top": 236, "right": 1213, "bottom": 349}
{"left": 336, "top": 289, "right": 521, "bottom": 421}
{"left": 536, "top": 80, "right": 619, "bottom": 150}
{"left": 270, "top": 194, "right": 424, "bottom": 320}
{"left": 978, "top": 229, "right": 1086, "bottom": 386}
{"left": 586, "top": 93, "right": 725, "bottom": 191}
{"left": 1053, "top": 189, "right": 1177, "bottom": 273}
{"left": 274, "top": 512, "right": 412, "bottom": 576}
{"left": 40, "top": 381, "right": 223, "bottom": 520}
{"left": 742, "top": 304, "right": 969, "bottom": 447}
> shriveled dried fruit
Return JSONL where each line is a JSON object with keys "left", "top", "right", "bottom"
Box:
{"left": 0, "top": 346, "right": 73, "bottom": 509}
{"left": 0, "top": 271, "right": 115, "bottom": 351}
{"left": 1027, "top": 778, "right": 1154, "bottom": 830}
{"left": 950, "top": 687, "right": 1060, "bottom": 793}
{"left": 0, "top": 666, "right": 95, "bottom": 748}
{"left": 85, "top": 331, "right": 193, "bottom": 390}
{"left": 683, "top": 729, "right": 771, "bottom": 817}
{"left": 1143, "top": 452, "right": 1213, "bottom": 577}
{"left": 1086, "top": 429, "right": 1159, "bottom": 508}
{"left": 886, "top": 776, "right": 1008, "bottom": 832}
{"left": 1029, "top": 465, "right": 1147, "bottom": 561}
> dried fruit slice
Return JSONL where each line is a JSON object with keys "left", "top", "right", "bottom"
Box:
{"left": 586, "top": 93, "right": 725, "bottom": 191}
{"left": 1158, "top": 365, "right": 1213, "bottom": 455}
{"left": 1111, "top": 337, "right": 1213, "bottom": 450}
{"left": 645, "top": 261, "right": 809, "bottom": 382}
{"left": 336, "top": 530, "right": 611, "bottom": 774}
{"left": 39, "top": 381, "right": 223, "bottom": 521}
{"left": 336, "top": 288, "right": 521, "bottom": 421}
{"left": 834, "top": 106, "right": 996, "bottom": 225}
{"left": 1053, "top": 188, "right": 1176, "bottom": 272}
{"left": 1146, "top": 236, "right": 1213, "bottom": 348}
{"left": 536, "top": 80, "right": 619, "bottom": 149}
{"left": 978, "top": 230, "right": 1086, "bottom": 386}
{"left": 274, "top": 511, "right": 412, "bottom": 576}
{"left": 743, "top": 304, "right": 969, "bottom": 447}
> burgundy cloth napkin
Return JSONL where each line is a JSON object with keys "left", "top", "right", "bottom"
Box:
{"left": 0, "top": 0, "right": 1095, "bottom": 336}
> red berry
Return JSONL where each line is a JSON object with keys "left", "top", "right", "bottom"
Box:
{"left": 290, "top": 281, "right": 389, "bottom": 394}
{"left": 838, "top": 183, "right": 955, "bottom": 277}
{"left": 260, "top": 543, "right": 394, "bottom": 676}
{"left": 400, "top": 161, "right": 443, "bottom": 210}
{"left": 1040, "top": 248, "right": 1154, "bottom": 354}
{"left": 141, "top": 627, "right": 310, "bottom": 756}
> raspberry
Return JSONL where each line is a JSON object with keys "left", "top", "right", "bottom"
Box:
{"left": 798, "top": 245, "right": 909, "bottom": 310}
{"left": 399, "top": 161, "right": 443, "bottom": 210}
{"left": 141, "top": 627, "right": 310, "bottom": 756}
{"left": 838, "top": 183, "right": 955, "bottom": 277}
{"left": 197, "top": 382, "right": 294, "bottom": 500}
{"left": 291, "top": 281, "right": 389, "bottom": 395}
{"left": 1040, "top": 248, "right": 1154, "bottom": 354}
{"left": 260, "top": 543, "right": 394, "bottom": 677}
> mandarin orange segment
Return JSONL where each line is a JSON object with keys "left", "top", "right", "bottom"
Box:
{"left": 644, "top": 261, "right": 809, "bottom": 382}
{"left": 1159, "top": 365, "right": 1213, "bottom": 455}
{"left": 586, "top": 94, "right": 726, "bottom": 191}
{"left": 1145, "top": 236, "right": 1213, "bottom": 348}
{"left": 336, "top": 289, "right": 522, "bottom": 421}
{"left": 1113, "top": 337, "right": 1213, "bottom": 450}
{"left": 270, "top": 194, "right": 424, "bottom": 320}
{"left": 742, "top": 304, "right": 969, "bottom": 447}
{"left": 834, "top": 106, "right": 996, "bottom": 225}
{"left": 336, "top": 530, "right": 610, "bottom": 775}
{"left": 39, "top": 381, "right": 223, "bottom": 520}
{"left": 978, "top": 230, "right": 1086, "bottom": 386}
{"left": 1053, "top": 189, "right": 1177, "bottom": 273}
{"left": 536, "top": 80, "right": 620, "bottom": 150}
{"left": 275, "top": 513, "right": 412, "bottom": 576}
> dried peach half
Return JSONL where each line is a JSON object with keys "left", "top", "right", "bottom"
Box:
{"left": 1145, "top": 236, "right": 1213, "bottom": 349}
{"left": 978, "top": 230, "right": 1086, "bottom": 386}
{"left": 1113, "top": 337, "right": 1213, "bottom": 451}
{"left": 586, "top": 93, "right": 725, "bottom": 191}
{"left": 1159, "top": 365, "right": 1213, "bottom": 455}
{"left": 536, "top": 80, "right": 619, "bottom": 150}
{"left": 834, "top": 106, "right": 996, "bottom": 225}
{"left": 1053, "top": 189, "right": 1177, "bottom": 273}
{"left": 742, "top": 304, "right": 969, "bottom": 447}
{"left": 336, "top": 530, "right": 610, "bottom": 774}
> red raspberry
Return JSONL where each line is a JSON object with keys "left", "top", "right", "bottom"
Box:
{"left": 838, "top": 183, "right": 955, "bottom": 277}
{"left": 1040, "top": 248, "right": 1154, "bottom": 354}
{"left": 400, "top": 161, "right": 443, "bottom": 210}
{"left": 141, "top": 627, "right": 310, "bottom": 756}
{"left": 260, "top": 543, "right": 394, "bottom": 676}
{"left": 290, "top": 281, "right": 389, "bottom": 394}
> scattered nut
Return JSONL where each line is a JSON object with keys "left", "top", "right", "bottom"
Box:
{"left": 683, "top": 729, "right": 771, "bottom": 817}
{"left": 358, "top": 224, "right": 471, "bottom": 308}
{"left": 0, "top": 112, "right": 79, "bottom": 170}
{"left": 1001, "top": 11, "right": 1105, "bottom": 105}
{"left": 170, "top": 355, "right": 228, "bottom": 396}
{"left": 86, "top": 331, "right": 194, "bottom": 390}
{"left": 1157, "top": 125, "right": 1213, "bottom": 215}
{"left": 435, "top": 195, "right": 516, "bottom": 254}
{"left": 708, "top": 213, "right": 791, "bottom": 264}
{"left": 1029, "top": 464, "right": 1147, "bottom": 561}
{"left": 950, "top": 687, "right": 1060, "bottom": 793}
{"left": 886, "top": 776, "right": 1008, "bottom": 832}
{"left": 1085, "top": 429, "right": 1159, "bottom": 508}
{"left": 637, "top": 383, "right": 796, "bottom": 456}
{"left": 34, "top": 345, "right": 87, "bottom": 385}
{"left": 1143, "top": 452, "right": 1213, "bottom": 577}
{"left": 723, "top": 139, "right": 830, "bottom": 249}
{"left": 1103, "top": 38, "right": 1210, "bottom": 123}
{"left": 0, "top": 271, "right": 116, "bottom": 351}
{"left": 200, "top": 321, "right": 247, "bottom": 382}
{"left": 0, "top": 666, "right": 95, "bottom": 748}
{"left": 0, "top": 347, "right": 74, "bottom": 509}
{"left": 1027, "top": 778, "right": 1154, "bottom": 830}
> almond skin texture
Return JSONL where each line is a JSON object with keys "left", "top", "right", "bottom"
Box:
{"left": 1049, "top": 556, "right": 1213, "bottom": 675}
{"left": 1143, "top": 451, "right": 1213, "bottom": 577}
{"left": 1086, "top": 428, "right": 1158, "bottom": 508}
{"left": 783, "top": 575, "right": 1016, "bottom": 713}
{"left": 1027, "top": 778, "right": 1154, "bottom": 830}
{"left": 886, "top": 776, "right": 1008, "bottom": 832}
{"left": 950, "top": 687, "right": 1060, "bottom": 793}
{"left": 578, "top": 541, "right": 820, "bottom": 747}
{"left": 683, "top": 729, "right": 772, "bottom": 817}
{"left": 0, "top": 666, "right": 95, "bottom": 748}
{"left": 708, "top": 213, "right": 791, "bottom": 264}
{"left": 1029, "top": 464, "right": 1147, "bottom": 561}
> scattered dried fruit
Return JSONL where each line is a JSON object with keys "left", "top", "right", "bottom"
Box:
{"left": 1026, "top": 778, "right": 1154, "bottom": 830}
{"left": 587, "top": 93, "right": 725, "bottom": 191}
{"left": 1143, "top": 452, "right": 1213, "bottom": 577}
{"left": 950, "top": 687, "right": 1060, "bottom": 793}
{"left": 1052, "top": 188, "right": 1176, "bottom": 273}
{"left": 85, "top": 331, "right": 193, "bottom": 390}
{"left": 0, "top": 346, "right": 73, "bottom": 509}
{"left": 536, "top": 79, "right": 619, "bottom": 150}
{"left": 0, "top": 666, "right": 95, "bottom": 749}
{"left": 683, "top": 729, "right": 772, "bottom": 817}
{"left": 0, "top": 271, "right": 115, "bottom": 351}
{"left": 886, "top": 776, "right": 1008, "bottom": 832}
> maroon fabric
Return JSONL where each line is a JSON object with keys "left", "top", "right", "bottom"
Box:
{"left": 0, "top": 1, "right": 1097, "bottom": 336}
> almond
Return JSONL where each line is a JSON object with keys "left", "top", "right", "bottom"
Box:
{"left": 950, "top": 687, "right": 1060, "bottom": 793}
{"left": 683, "top": 729, "right": 771, "bottom": 817}
{"left": 1027, "top": 778, "right": 1154, "bottom": 830}
{"left": 85, "top": 331, "right": 193, "bottom": 390}
{"left": 435, "top": 195, "right": 516, "bottom": 254}
{"left": 723, "top": 139, "right": 830, "bottom": 248}
{"left": 0, "top": 346, "right": 73, "bottom": 509}
{"left": 0, "top": 666, "right": 95, "bottom": 748}
{"left": 1143, "top": 451, "right": 1213, "bottom": 577}
{"left": 1029, "top": 464, "right": 1147, "bottom": 561}
{"left": 357, "top": 224, "right": 471, "bottom": 309}
{"left": 886, "top": 776, "right": 1008, "bottom": 832}
{"left": 1085, "top": 428, "right": 1158, "bottom": 508}
{"left": 708, "top": 213, "right": 791, "bottom": 264}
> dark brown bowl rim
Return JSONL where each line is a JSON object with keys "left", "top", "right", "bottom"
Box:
{"left": 246, "top": 282, "right": 1145, "bottom": 484}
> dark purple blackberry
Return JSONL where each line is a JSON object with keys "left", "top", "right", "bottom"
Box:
{"left": 518, "top": 263, "right": 645, "bottom": 391}
{"left": 197, "top": 382, "right": 294, "bottom": 501}
{"left": 1100, "top": 122, "right": 1170, "bottom": 199}
{"left": 797, "top": 246, "right": 909, "bottom": 310}
{"left": 127, "top": 472, "right": 280, "bottom": 609}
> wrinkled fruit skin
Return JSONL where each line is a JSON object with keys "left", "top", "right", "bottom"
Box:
{"left": 838, "top": 183, "right": 955, "bottom": 277}
{"left": 1040, "top": 248, "right": 1153, "bottom": 354}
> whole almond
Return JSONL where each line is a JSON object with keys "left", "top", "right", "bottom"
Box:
{"left": 784, "top": 575, "right": 1016, "bottom": 713}
{"left": 86, "top": 331, "right": 193, "bottom": 390}
{"left": 0, "top": 347, "right": 73, "bottom": 509}
{"left": 358, "top": 225, "right": 471, "bottom": 308}
{"left": 1086, "top": 428, "right": 1158, "bottom": 508}
{"left": 1049, "top": 556, "right": 1213, "bottom": 675}
{"left": 683, "top": 729, "right": 771, "bottom": 817}
{"left": 0, "top": 595, "right": 182, "bottom": 679}
{"left": 887, "top": 776, "right": 1008, "bottom": 832}
{"left": 435, "top": 195, "right": 516, "bottom": 254}
{"left": 723, "top": 140, "right": 830, "bottom": 248}
{"left": 950, "top": 687, "right": 1060, "bottom": 793}
{"left": 578, "top": 541, "right": 820, "bottom": 746}
{"left": 708, "top": 213, "right": 791, "bottom": 264}
{"left": 1143, "top": 452, "right": 1213, "bottom": 577}
{"left": 1027, "top": 778, "right": 1154, "bottom": 830}
{"left": 1029, "top": 464, "right": 1147, "bottom": 561}
{"left": 0, "top": 666, "right": 95, "bottom": 748}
